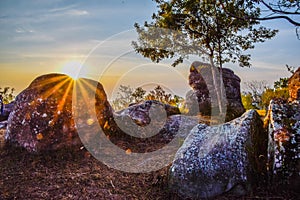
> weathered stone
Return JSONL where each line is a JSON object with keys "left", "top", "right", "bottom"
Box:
{"left": 169, "top": 110, "right": 266, "bottom": 199}
{"left": 160, "top": 115, "right": 199, "bottom": 142}
{"left": 288, "top": 67, "right": 300, "bottom": 101}
{"left": 115, "top": 100, "right": 180, "bottom": 126}
{"left": 267, "top": 98, "right": 300, "bottom": 190}
{"left": 113, "top": 101, "right": 187, "bottom": 140}
{"left": 0, "top": 121, "right": 6, "bottom": 149}
{"left": 0, "top": 101, "right": 14, "bottom": 121}
{"left": 5, "top": 73, "right": 115, "bottom": 153}
{"left": 187, "top": 61, "right": 245, "bottom": 121}
{"left": 0, "top": 120, "right": 7, "bottom": 129}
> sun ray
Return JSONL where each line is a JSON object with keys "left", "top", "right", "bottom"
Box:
{"left": 30, "top": 75, "right": 69, "bottom": 89}
{"left": 39, "top": 77, "right": 72, "bottom": 100}
{"left": 61, "top": 61, "right": 85, "bottom": 80}
{"left": 51, "top": 78, "right": 74, "bottom": 124}
{"left": 73, "top": 79, "right": 98, "bottom": 120}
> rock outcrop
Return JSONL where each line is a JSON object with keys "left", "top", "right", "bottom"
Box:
{"left": 0, "top": 101, "right": 14, "bottom": 121}
{"left": 115, "top": 100, "right": 180, "bottom": 126}
{"left": 267, "top": 98, "right": 300, "bottom": 190}
{"left": 288, "top": 67, "right": 300, "bottom": 101}
{"left": 169, "top": 110, "right": 267, "bottom": 199}
{"left": 113, "top": 100, "right": 180, "bottom": 138}
{"left": 5, "top": 73, "right": 115, "bottom": 153}
{"left": 187, "top": 61, "right": 245, "bottom": 121}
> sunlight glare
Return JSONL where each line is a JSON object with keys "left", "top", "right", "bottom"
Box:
{"left": 61, "top": 61, "right": 85, "bottom": 80}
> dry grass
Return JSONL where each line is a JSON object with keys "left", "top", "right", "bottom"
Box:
{"left": 0, "top": 126, "right": 298, "bottom": 200}
{"left": 256, "top": 110, "right": 267, "bottom": 117}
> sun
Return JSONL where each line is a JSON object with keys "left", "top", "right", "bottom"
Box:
{"left": 61, "top": 61, "right": 85, "bottom": 80}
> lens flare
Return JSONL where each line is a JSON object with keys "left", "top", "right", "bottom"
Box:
{"left": 61, "top": 61, "right": 85, "bottom": 80}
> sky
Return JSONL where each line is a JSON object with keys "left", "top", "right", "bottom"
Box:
{"left": 0, "top": 0, "right": 299, "bottom": 99}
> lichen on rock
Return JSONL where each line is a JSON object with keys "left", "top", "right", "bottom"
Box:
{"left": 5, "top": 73, "right": 115, "bottom": 153}
{"left": 169, "top": 110, "right": 267, "bottom": 199}
{"left": 186, "top": 61, "right": 245, "bottom": 122}
{"left": 267, "top": 98, "right": 300, "bottom": 190}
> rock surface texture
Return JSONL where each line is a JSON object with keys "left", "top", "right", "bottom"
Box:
{"left": 5, "top": 74, "right": 115, "bottom": 152}
{"left": 0, "top": 101, "right": 14, "bottom": 121}
{"left": 267, "top": 98, "right": 300, "bottom": 190}
{"left": 169, "top": 110, "right": 266, "bottom": 199}
{"left": 288, "top": 67, "right": 300, "bottom": 101}
{"left": 188, "top": 61, "right": 245, "bottom": 121}
{"left": 113, "top": 100, "right": 181, "bottom": 138}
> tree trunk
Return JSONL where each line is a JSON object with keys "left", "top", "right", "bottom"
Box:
{"left": 209, "top": 56, "right": 224, "bottom": 118}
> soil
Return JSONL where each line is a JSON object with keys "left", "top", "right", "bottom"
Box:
{"left": 0, "top": 128, "right": 298, "bottom": 200}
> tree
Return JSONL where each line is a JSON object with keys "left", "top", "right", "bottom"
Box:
{"left": 131, "top": 87, "right": 147, "bottom": 103}
{"left": 286, "top": 64, "right": 296, "bottom": 74}
{"left": 221, "top": 0, "right": 300, "bottom": 39}
{"left": 112, "top": 85, "right": 134, "bottom": 110}
{"left": 111, "top": 84, "right": 183, "bottom": 110}
{"left": 261, "top": 88, "right": 289, "bottom": 109}
{"left": 274, "top": 77, "right": 289, "bottom": 89}
{"left": 241, "top": 92, "right": 256, "bottom": 110}
{"left": 133, "top": 0, "right": 277, "bottom": 115}
{"left": 145, "top": 85, "right": 172, "bottom": 103}
{"left": 244, "top": 80, "right": 268, "bottom": 109}
{"left": 0, "top": 86, "right": 15, "bottom": 104}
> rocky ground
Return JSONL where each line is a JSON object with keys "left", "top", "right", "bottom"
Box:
{"left": 0, "top": 128, "right": 298, "bottom": 200}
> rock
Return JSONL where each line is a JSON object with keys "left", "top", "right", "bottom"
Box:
{"left": 115, "top": 100, "right": 180, "bottom": 126}
{"left": 0, "top": 101, "right": 15, "bottom": 121}
{"left": 288, "top": 67, "right": 300, "bottom": 101}
{"left": 169, "top": 110, "right": 267, "bottom": 199}
{"left": 187, "top": 61, "right": 245, "bottom": 121}
{"left": 113, "top": 100, "right": 183, "bottom": 139}
{"left": 5, "top": 73, "right": 115, "bottom": 153}
{"left": 0, "top": 120, "right": 7, "bottom": 129}
{"left": 160, "top": 115, "right": 199, "bottom": 142}
{"left": 0, "top": 120, "right": 7, "bottom": 148}
{"left": 267, "top": 98, "right": 300, "bottom": 190}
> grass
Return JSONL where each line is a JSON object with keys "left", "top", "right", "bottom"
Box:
{"left": 256, "top": 109, "right": 267, "bottom": 117}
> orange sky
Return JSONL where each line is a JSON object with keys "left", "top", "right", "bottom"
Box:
{"left": 1, "top": 1, "right": 299, "bottom": 100}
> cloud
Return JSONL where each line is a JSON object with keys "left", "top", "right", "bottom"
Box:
{"left": 49, "top": 4, "right": 77, "bottom": 13}
{"left": 49, "top": 4, "right": 89, "bottom": 17}
{"left": 15, "top": 27, "right": 35, "bottom": 33}
{"left": 13, "top": 34, "right": 55, "bottom": 42}
{"left": 66, "top": 9, "right": 89, "bottom": 16}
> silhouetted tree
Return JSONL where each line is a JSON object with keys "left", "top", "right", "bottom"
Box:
{"left": 220, "top": 0, "right": 300, "bottom": 39}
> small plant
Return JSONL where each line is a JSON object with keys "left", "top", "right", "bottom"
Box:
{"left": 0, "top": 86, "right": 15, "bottom": 104}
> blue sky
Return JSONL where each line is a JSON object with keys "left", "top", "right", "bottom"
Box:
{"left": 0, "top": 0, "right": 299, "bottom": 98}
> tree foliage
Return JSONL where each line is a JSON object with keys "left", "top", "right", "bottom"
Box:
{"left": 133, "top": 0, "right": 278, "bottom": 68}
{"left": 221, "top": 0, "right": 300, "bottom": 39}
{"left": 112, "top": 85, "right": 134, "bottom": 110}
{"left": 111, "top": 84, "right": 183, "bottom": 110}
{"left": 274, "top": 77, "right": 289, "bottom": 89}
{"left": 241, "top": 92, "right": 256, "bottom": 110}
{"left": 243, "top": 80, "right": 268, "bottom": 108}
{"left": 242, "top": 76, "right": 290, "bottom": 110}
{"left": 0, "top": 86, "right": 15, "bottom": 104}
{"left": 261, "top": 88, "right": 289, "bottom": 109}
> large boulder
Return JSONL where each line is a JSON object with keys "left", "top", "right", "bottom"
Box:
{"left": 5, "top": 73, "right": 115, "bottom": 153}
{"left": 266, "top": 98, "right": 300, "bottom": 190}
{"left": 115, "top": 100, "right": 180, "bottom": 127}
{"left": 288, "top": 67, "right": 300, "bottom": 101}
{"left": 114, "top": 100, "right": 180, "bottom": 138}
{"left": 187, "top": 61, "right": 245, "bottom": 121}
{"left": 169, "top": 110, "right": 267, "bottom": 199}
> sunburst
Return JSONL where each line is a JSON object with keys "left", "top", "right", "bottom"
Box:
{"left": 61, "top": 61, "right": 85, "bottom": 80}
